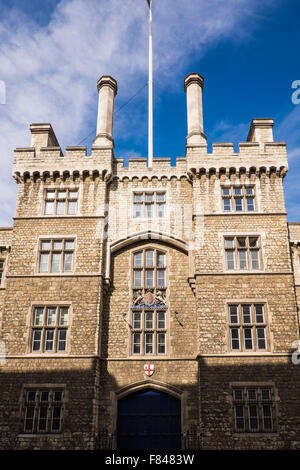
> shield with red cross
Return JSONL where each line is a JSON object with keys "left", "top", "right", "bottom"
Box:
{"left": 144, "top": 363, "right": 155, "bottom": 377}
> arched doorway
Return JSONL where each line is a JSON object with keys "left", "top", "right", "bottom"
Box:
{"left": 117, "top": 389, "right": 181, "bottom": 450}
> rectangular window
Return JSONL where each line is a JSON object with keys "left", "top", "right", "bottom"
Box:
{"left": 133, "top": 191, "right": 166, "bottom": 218}
{"left": 44, "top": 188, "right": 78, "bottom": 216}
{"left": 23, "top": 388, "right": 64, "bottom": 433}
{"left": 228, "top": 304, "right": 268, "bottom": 352}
{"left": 31, "top": 306, "right": 69, "bottom": 353}
{"left": 224, "top": 236, "right": 261, "bottom": 271}
{"left": 132, "top": 310, "right": 167, "bottom": 356}
{"left": 38, "top": 239, "right": 75, "bottom": 273}
{"left": 232, "top": 386, "right": 276, "bottom": 433}
{"left": 222, "top": 185, "right": 255, "bottom": 213}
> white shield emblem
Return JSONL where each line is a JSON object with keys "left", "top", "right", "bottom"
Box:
{"left": 144, "top": 363, "right": 155, "bottom": 377}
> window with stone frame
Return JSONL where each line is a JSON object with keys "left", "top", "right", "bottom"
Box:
{"left": 133, "top": 191, "right": 166, "bottom": 218}
{"left": 31, "top": 306, "right": 69, "bottom": 353}
{"left": 132, "top": 248, "right": 167, "bottom": 355}
{"left": 22, "top": 388, "right": 65, "bottom": 433}
{"left": 224, "top": 236, "right": 262, "bottom": 271}
{"left": 228, "top": 303, "right": 268, "bottom": 352}
{"left": 232, "top": 386, "right": 276, "bottom": 433}
{"left": 44, "top": 188, "right": 78, "bottom": 216}
{"left": 38, "top": 239, "right": 75, "bottom": 273}
{"left": 222, "top": 185, "right": 255, "bottom": 212}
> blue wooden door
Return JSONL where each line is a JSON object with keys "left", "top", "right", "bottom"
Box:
{"left": 117, "top": 389, "right": 181, "bottom": 450}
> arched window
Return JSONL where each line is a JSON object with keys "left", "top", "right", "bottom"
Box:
{"left": 131, "top": 248, "right": 167, "bottom": 356}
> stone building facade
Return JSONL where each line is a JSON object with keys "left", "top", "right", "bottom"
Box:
{"left": 0, "top": 73, "right": 300, "bottom": 450}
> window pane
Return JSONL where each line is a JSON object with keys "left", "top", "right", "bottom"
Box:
{"left": 255, "top": 305, "right": 264, "bottom": 323}
{"left": 250, "top": 250, "right": 259, "bottom": 269}
{"left": 40, "top": 253, "right": 49, "bottom": 273}
{"left": 133, "top": 333, "right": 141, "bottom": 354}
{"left": 245, "top": 187, "right": 254, "bottom": 196}
{"left": 134, "top": 193, "right": 142, "bottom": 203}
{"left": 249, "top": 405, "right": 258, "bottom": 430}
{"left": 51, "top": 253, "right": 61, "bottom": 273}
{"left": 64, "top": 240, "right": 74, "bottom": 250}
{"left": 229, "top": 306, "right": 238, "bottom": 324}
{"left": 32, "top": 330, "right": 42, "bottom": 351}
{"left": 231, "top": 328, "right": 240, "bottom": 350}
{"left": 157, "top": 311, "right": 166, "bottom": 329}
{"left": 59, "top": 307, "right": 69, "bottom": 326}
{"left": 145, "top": 193, "right": 154, "bottom": 202}
{"left": 157, "top": 333, "right": 166, "bottom": 354}
{"left": 57, "top": 330, "right": 67, "bottom": 351}
{"left": 223, "top": 199, "right": 231, "bottom": 212}
{"left": 145, "top": 311, "right": 153, "bottom": 329}
{"left": 53, "top": 241, "right": 63, "bottom": 250}
{"left": 244, "top": 328, "right": 253, "bottom": 349}
{"left": 68, "top": 190, "right": 78, "bottom": 200}
{"left": 145, "top": 270, "right": 154, "bottom": 288}
{"left": 46, "top": 190, "right": 55, "bottom": 200}
{"left": 41, "top": 391, "right": 49, "bottom": 402}
{"left": 68, "top": 200, "right": 77, "bottom": 215}
{"left": 263, "top": 405, "right": 273, "bottom": 430}
{"left": 157, "top": 253, "right": 165, "bottom": 268}
{"left": 133, "top": 312, "right": 141, "bottom": 329}
{"left": 248, "top": 389, "right": 257, "bottom": 401}
{"left": 235, "top": 198, "right": 243, "bottom": 211}
{"left": 34, "top": 308, "right": 44, "bottom": 326}
{"left": 145, "top": 333, "right": 153, "bottom": 354}
{"left": 157, "top": 269, "right": 165, "bottom": 287}
{"left": 257, "top": 328, "right": 266, "bottom": 349}
{"left": 63, "top": 252, "right": 73, "bottom": 272}
{"left": 249, "top": 237, "right": 258, "bottom": 248}
{"left": 222, "top": 188, "right": 230, "bottom": 196}
{"left": 157, "top": 203, "right": 165, "bottom": 217}
{"left": 226, "top": 251, "right": 235, "bottom": 270}
{"left": 238, "top": 250, "right": 247, "bottom": 270}
{"left": 57, "top": 191, "right": 66, "bottom": 199}
{"left": 45, "top": 201, "right": 54, "bottom": 215}
{"left": 45, "top": 330, "right": 55, "bottom": 351}
{"left": 38, "top": 407, "right": 48, "bottom": 431}
{"left": 134, "top": 252, "right": 142, "bottom": 268}
{"left": 242, "top": 305, "right": 251, "bottom": 323}
{"left": 233, "top": 389, "right": 243, "bottom": 401}
{"left": 156, "top": 193, "right": 165, "bottom": 202}
{"left": 225, "top": 238, "right": 234, "bottom": 249}
{"left": 146, "top": 250, "right": 154, "bottom": 267}
{"left": 51, "top": 406, "right": 62, "bottom": 431}
{"left": 261, "top": 389, "right": 271, "bottom": 401}
{"left": 41, "top": 241, "right": 51, "bottom": 250}
{"left": 146, "top": 204, "right": 153, "bottom": 218}
{"left": 56, "top": 201, "right": 65, "bottom": 215}
{"left": 234, "top": 188, "right": 242, "bottom": 196}
{"left": 47, "top": 308, "right": 56, "bottom": 326}
{"left": 24, "top": 407, "right": 35, "bottom": 431}
{"left": 247, "top": 198, "right": 255, "bottom": 211}
{"left": 134, "top": 204, "right": 142, "bottom": 217}
{"left": 134, "top": 270, "right": 142, "bottom": 288}
{"left": 235, "top": 405, "right": 245, "bottom": 430}
{"left": 237, "top": 238, "right": 246, "bottom": 248}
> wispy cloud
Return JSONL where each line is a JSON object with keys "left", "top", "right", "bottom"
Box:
{"left": 0, "top": 0, "right": 279, "bottom": 225}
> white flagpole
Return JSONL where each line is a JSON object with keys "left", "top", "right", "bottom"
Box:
{"left": 148, "top": 0, "right": 153, "bottom": 168}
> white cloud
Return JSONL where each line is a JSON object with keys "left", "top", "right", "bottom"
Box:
{"left": 0, "top": 0, "right": 278, "bottom": 226}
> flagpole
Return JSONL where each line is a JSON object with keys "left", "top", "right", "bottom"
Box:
{"left": 148, "top": 0, "right": 153, "bottom": 168}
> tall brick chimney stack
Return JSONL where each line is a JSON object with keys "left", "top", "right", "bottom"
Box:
{"left": 184, "top": 73, "right": 206, "bottom": 147}
{"left": 93, "top": 75, "right": 118, "bottom": 148}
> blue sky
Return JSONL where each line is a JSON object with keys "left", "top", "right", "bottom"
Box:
{"left": 0, "top": 0, "right": 299, "bottom": 225}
